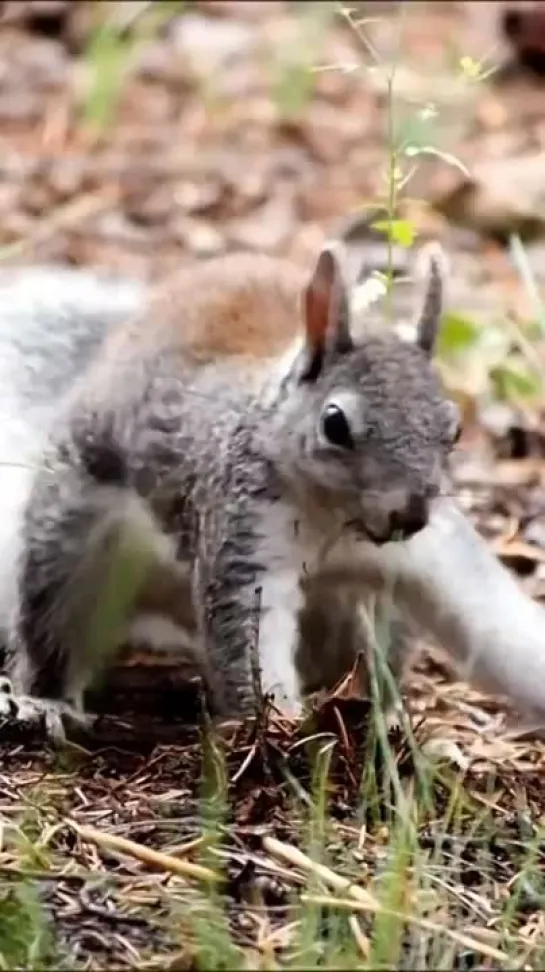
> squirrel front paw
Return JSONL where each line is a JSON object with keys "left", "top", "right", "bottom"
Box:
{"left": 0, "top": 677, "right": 93, "bottom": 743}
{"left": 263, "top": 685, "right": 303, "bottom": 721}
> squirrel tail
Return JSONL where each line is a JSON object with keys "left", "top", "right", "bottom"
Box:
{"left": 319, "top": 497, "right": 545, "bottom": 724}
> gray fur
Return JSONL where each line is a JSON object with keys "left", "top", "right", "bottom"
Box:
{"left": 0, "top": 265, "right": 144, "bottom": 411}
{"left": 414, "top": 243, "right": 447, "bottom": 356}
{"left": 0, "top": 253, "right": 545, "bottom": 737}
{"left": 4, "top": 244, "right": 457, "bottom": 726}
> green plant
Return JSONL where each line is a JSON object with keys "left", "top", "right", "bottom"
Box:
{"left": 81, "top": 1, "right": 186, "bottom": 133}
{"left": 268, "top": 2, "right": 334, "bottom": 123}
{"left": 0, "top": 881, "right": 60, "bottom": 971}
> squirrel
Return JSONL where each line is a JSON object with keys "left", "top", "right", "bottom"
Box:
{"left": 0, "top": 238, "right": 545, "bottom": 738}
{"left": 0, "top": 237, "right": 459, "bottom": 736}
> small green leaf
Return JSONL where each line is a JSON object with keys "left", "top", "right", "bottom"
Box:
{"left": 490, "top": 360, "right": 544, "bottom": 402}
{"left": 437, "top": 312, "right": 481, "bottom": 357}
{"left": 371, "top": 219, "right": 417, "bottom": 248}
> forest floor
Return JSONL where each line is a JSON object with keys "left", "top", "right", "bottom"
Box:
{"left": 0, "top": 2, "right": 544, "bottom": 969}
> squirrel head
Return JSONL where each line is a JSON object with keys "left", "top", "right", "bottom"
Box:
{"left": 263, "top": 240, "right": 460, "bottom": 545}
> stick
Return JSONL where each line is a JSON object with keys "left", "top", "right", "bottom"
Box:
{"left": 69, "top": 821, "right": 221, "bottom": 885}
{"left": 263, "top": 836, "right": 509, "bottom": 964}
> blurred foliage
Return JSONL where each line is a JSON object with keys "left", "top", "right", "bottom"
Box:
{"left": 77, "top": 0, "right": 545, "bottom": 413}
{"left": 0, "top": 881, "right": 59, "bottom": 971}
{"left": 82, "top": 0, "right": 186, "bottom": 133}
{"left": 268, "top": 1, "right": 334, "bottom": 122}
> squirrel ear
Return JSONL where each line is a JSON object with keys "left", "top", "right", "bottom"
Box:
{"left": 414, "top": 242, "right": 448, "bottom": 357}
{"left": 301, "top": 242, "right": 352, "bottom": 382}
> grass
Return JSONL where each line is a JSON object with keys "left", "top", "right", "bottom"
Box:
{"left": 0, "top": 609, "right": 543, "bottom": 969}
{"left": 0, "top": 880, "right": 61, "bottom": 970}
{"left": 81, "top": 0, "right": 187, "bottom": 134}
{"left": 1, "top": 690, "right": 544, "bottom": 969}
{"left": 1, "top": 1, "right": 545, "bottom": 969}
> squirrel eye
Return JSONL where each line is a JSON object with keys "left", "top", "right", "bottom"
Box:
{"left": 321, "top": 403, "right": 355, "bottom": 449}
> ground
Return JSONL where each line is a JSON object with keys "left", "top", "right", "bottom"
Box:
{"left": 0, "top": 1, "right": 544, "bottom": 969}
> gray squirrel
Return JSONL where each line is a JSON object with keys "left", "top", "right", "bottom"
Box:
{"left": 0, "top": 241, "right": 545, "bottom": 739}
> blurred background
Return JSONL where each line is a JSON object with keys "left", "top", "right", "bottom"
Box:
{"left": 0, "top": 2, "right": 541, "bottom": 280}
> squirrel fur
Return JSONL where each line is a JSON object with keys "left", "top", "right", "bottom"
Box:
{"left": 0, "top": 245, "right": 543, "bottom": 736}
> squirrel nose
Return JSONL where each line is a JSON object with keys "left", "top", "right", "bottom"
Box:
{"left": 389, "top": 493, "right": 429, "bottom": 540}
